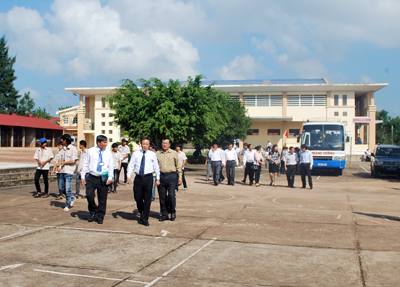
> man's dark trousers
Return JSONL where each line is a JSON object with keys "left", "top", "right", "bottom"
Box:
{"left": 133, "top": 174, "right": 153, "bottom": 223}
{"left": 226, "top": 160, "right": 236, "bottom": 185}
{"left": 34, "top": 169, "right": 49, "bottom": 194}
{"left": 286, "top": 165, "right": 296, "bottom": 187}
{"left": 86, "top": 174, "right": 108, "bottom": 220}
{"left": 121, "top": 162, "right": 128, "bottom": 183}
{"left": 158, "top": 172, "right": 177, "bottom": 217}
{"left": 211, "top": 161, "right": 222, "bottom": 185}
{"left": 245, "top": 162, "right": 254, "bottom": 185}
{"left": 300, "top": 163, "right": 313, "bottom": 188}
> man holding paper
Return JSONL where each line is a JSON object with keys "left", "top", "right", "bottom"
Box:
{"left": 81, "top": 135, "right": 114, "bottom": 224}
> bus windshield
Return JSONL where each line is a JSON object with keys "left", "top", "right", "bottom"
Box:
{"left": 301, "top": 124, "right": 344, "bottom": 151}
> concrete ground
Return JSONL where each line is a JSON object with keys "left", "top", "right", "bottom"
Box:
{"left": 0, "top": 163, "right": 399, "bottom": 286}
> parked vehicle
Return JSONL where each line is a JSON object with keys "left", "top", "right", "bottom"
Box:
{"left": 370, "top": 144, "right": 400, "bottom": 178}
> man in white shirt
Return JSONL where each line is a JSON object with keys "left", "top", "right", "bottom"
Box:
{"left": 299, "top": 144, "right": 314, "bottom": 189}
{"left": 285, "top": 146, "right": 299, "bottom": 188}
{"left": 209, "top": 143, "right": 226, "bottom": 186}
{"left": 81, "top": 135, "right": 114, "bottom": 224}
{"left": 175, "top": 143, "right": 188, "bottom": 191}
{"left": 225, "top": 143, "right": 239, "bottom": 186}
{"left": 118, "top": 139, "right": 130, "bottom": 185}
{"left": 56, "top": 134, "right": 78, "bottom": 211}
{"left": 75, "top": 140, "right": 87, "bottom": 199}
{"left": 242, "top": 144, "right": 256, "bottom": 185}
{"left": 33, "top": 138, "right": 54, "bottom": 198}
{"left": 127, "top": 137, "right": 160, "bottom": 226}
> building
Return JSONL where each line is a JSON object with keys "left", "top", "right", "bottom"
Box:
{"left": 66, "top": 79, "right": 387, "bottom": 155}
{"left": 56, "top": 106, "right": 80, "bottom": 140}
{"left": 0, "top": 114, "right": 64, "bottom": 147}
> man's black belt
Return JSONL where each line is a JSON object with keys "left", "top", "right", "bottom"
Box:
{"left": 136, "top": 173, "right": 153, "bottom": 178}
{"left": 300, "top": 163, "right": 310, "bottom": 165}
{"left": 89, "top": 173, "right": 101, "bottom": 178}
{"left": 161, "top": 172, "right": 176, "bottom": 176}
{"left": 227, "top": 160, "right": 236, "bottom": 162}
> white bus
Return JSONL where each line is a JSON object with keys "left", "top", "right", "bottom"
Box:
{"left": 299, "top": 121, "right": 348, "bottom": 175}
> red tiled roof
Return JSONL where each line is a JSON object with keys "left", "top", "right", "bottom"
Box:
{"left": 50, "top": 117, "right": 60, "bottom": 122}
{"left": 0, "top": 114, "right": 65, "bottom": 130}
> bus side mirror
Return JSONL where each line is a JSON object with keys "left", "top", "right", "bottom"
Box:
{"left": 346, "top": 136, "right": 350, "bottom": 143}
{"left": 297, "top": 137, "right": 300, "bottom": 143}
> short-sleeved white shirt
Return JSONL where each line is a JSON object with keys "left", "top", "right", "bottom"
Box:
{"left": 33, "top": 147, "right": 54, "bottom": 170}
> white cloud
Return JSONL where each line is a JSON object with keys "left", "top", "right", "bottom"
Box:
{"left": 214, "top": 55, "right": 265, "bottom": 80}
{"left": 19, "top": 87, "right": 40, "bottom": 99}
{"left": 361, "top": 75, "right": 374, "bottom": 83}
{"left": 0, "top": 0, "right": 200, "bottom": 81}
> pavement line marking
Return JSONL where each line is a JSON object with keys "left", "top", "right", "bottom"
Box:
{"left": 272, "top": 198, "right": 302, "bottom": 209}
{"left": 161, "top": 230, "right": 170, "bottom": 237}
{"left": 317, "top": 176, "right": 320, "bottom": 180}
{"left": 0, "top": 264, "right": 24, "bottom": 271}
{"left": 0, "top": 226, "right": 47, "bottom": 241}
{"left": 33, "top": 269, "right": 150, "bottom": 284}
{"left": 144, "top": 238, "right": 218, "bottom": 287}
{"left": 359, "top": 165, "right": 370, "bottom": 174}
{"left": 337, "top": 214, "right": 342, "bottom": 219}
{"left": 55, "top": 226, "right": 131, "bottom": 234}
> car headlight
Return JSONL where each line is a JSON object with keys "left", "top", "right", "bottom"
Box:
{"left": 375, "top": 159, "right": 380, "bottom": 165}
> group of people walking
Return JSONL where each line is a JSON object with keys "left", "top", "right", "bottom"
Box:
{"left": 205, "top": 142, "right": 314, "bottom": 189}
{"left": 33, "top": 135, "right": 187, "bottom": 227}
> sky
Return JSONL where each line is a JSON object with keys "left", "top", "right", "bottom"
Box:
{"left": 0, "top": 0, "right": 399, "bottom": 116}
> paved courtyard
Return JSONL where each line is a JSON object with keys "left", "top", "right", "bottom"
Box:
{"left": 0, "top": 163, "right": 399, "bottom": 286}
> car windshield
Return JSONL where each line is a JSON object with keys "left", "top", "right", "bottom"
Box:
{"left": 375, "top": 147, "right": 400, "bottom": 157}
{"left": 301, "top": 124, "right": 344, "bottom": 151}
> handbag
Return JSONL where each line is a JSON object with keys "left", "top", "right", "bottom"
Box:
{"left": 100, "top": 172, "right": 109, "bottom": 186}
{"left": 252, "top": 164, "right": 259, "bottom": 170}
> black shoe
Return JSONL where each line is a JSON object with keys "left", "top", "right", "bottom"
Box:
{"left": 302, "top": 186, "right": 306, "bottom": 189}
{"left": 290, "top": 186, "right": 295, "bottom": 188}
{"left": 310, "top": 187, "right": 313, "bottom": 190}
{"left": 171, "top": 212, "right": 176, "bottom": 221}
{"left": 88, "top": 213, "right": 96, "bottom": 222}
{"left": 159, "top": 216, "right": 168, "bottom": 222}
{"left": 214, "top": 183, "right": 218, "bottom": 186}
{"left": 138, "top": 220, "right": 149, "bottom": 226}
{"left": 97, "top": 218, "right": 103, "bottom": 224}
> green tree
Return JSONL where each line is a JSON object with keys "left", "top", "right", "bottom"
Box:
{"left": 58, "top": 105, "right": 72, "bottom": 111}
{"left": 16, "top": 91, "right": 35, "bottom": 116}
{"left": 376, "top": 110, "right": 400, "bottom": 145}
{"left": 32, "top": 107, "right": 51, "bottom": 120}
{"left": 107, "top": 75, "right": 252, "bottom": 147}
{"left": 0, "top": 36, "right": 20, "bottom": 114}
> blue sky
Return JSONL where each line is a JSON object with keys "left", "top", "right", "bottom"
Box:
{"left": 1, "top": 0, "right": 399, "bottom": 116}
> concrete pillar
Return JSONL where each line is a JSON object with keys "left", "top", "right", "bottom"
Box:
{"left": 22, "top": 128, "right": 25, "bottom": 147}
{"left": 77, "top": 94, "right": 85, "bottom": 144}
{"left": 10, "top": 126, "right": 14, "bottom": 147}
{"left": 282, "top": 92, "right": 287, "bottom": 117}
{"left": 367, "top": 91, "right": 376, "bottom": 149}
{"left": 239, "top": 92, "right": 244, "bottom": 149}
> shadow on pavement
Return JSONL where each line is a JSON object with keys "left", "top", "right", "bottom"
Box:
{"left": 354, "top": 212, "right": 400, "bottom": 222}
{"left": 70, "top": 210, "right": 90, "bottom": 220}
{"left": 49, "top": 201, "right": 65, "bottom": 209}
{"left": 112, "top": 210, "right": 161, "bottom": 221}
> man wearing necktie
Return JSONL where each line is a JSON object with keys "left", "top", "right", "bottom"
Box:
{"left": 81, "top": 135, "right": 114, "bottom": 224}
{"left": 127, "top": 137, "right": 160, "bottom": 226}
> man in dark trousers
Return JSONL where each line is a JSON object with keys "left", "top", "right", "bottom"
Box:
{"left": 157, "top": 138, "right": 182, "bottom": 221}
{"left": 127, "top": 137, "right": 160, "bottom": 226}
{"left": 81, "top": 135, "right": 114, "bottom": 224}
{"left": 285, "top": 146, "right": 299, "bottom": 188}
{"left": 299, "top": 144, "right": 314, "bottom": 189}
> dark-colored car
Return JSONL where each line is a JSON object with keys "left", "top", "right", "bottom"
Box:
{"left": 370, "top": 144, "right": 400, "bottom": 178}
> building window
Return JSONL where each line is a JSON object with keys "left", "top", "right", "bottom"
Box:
{"left": 101, "top": 97, "right": 106, "bottom": 108}
{"left": 334, "top": 112, "right": 339, "bottom": 116}
{"left": 72, "top": 116, "right": 77, "bottom": 124}
{"left": 343, "top": 95, "right": 347, "bottom": 106}
{"left": 109, "top": 138, "right": 113, "bottom": 143}
{"left": 334, "top": 95, "right": 339, "bottom": 106}
{"left": 243, "top": 95, "right": 283, "bottom": 107}
{"left": 109, "top": 130, "right": 113, "bottom": 134}
{"left": 287, "top": 95, "right": 327, "bottom": 106}
{"left": 246, "top": 129, "right": 259, "bottom": 135}
{"left": 109, "top": 122, "right": 113, "bottom": 126}
{"left": 268, "top": 129, "right": 280, "bottom": 135}
{"left": 289, "top": 129, "right": 300, "bottom": 137}
{"left": 343, "top": 111, "right": 348, "bottom": 116}
{"left": 101, "top": 122, "right": 105, "bottom": 126}
{"left": 101, "top": 130, "right": 105, "bottom": 134}
{"left": 101, "top": 113, "right": 105, "bottom": 117}
{"left": 63, "top": 117, "right": 69, "bottom": 124}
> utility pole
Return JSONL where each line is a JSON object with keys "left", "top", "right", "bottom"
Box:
{"left": 391, "top": 125, "right": 394, "bottom": 145}
{"left": 46, "top": 89, "right": 53, "bottom": 116}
